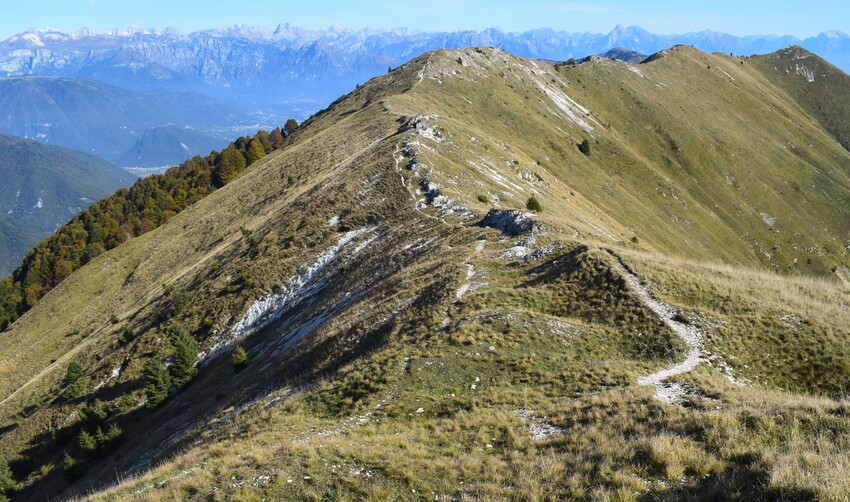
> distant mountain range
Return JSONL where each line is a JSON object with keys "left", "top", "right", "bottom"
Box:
{"left": 4, "top": 24, "right": 849, "bottom": 86}
{"left": 0, "top": 134, "right": 136, "bottom": 274}
{"left": 0, "top": 76, "right": 257, "bottom": 166}
{"left": 1, "top": 24, "right": 848, "bottom": 168}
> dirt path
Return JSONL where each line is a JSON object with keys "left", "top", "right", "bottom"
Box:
{"left": 614, "top": 261, "right": 705, "bottom": 404}
{"left": 441, "top": 239, "right": 486, "bottom": 329}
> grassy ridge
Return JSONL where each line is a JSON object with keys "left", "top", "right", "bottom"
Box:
{"left": 0, "top": 45, "right": 849, "bottom": 500}
{"left": 750, "top": 45, "right": 850, "bottom": 152}
{"left": 91, "top": 236, "right": 850, "bottom": 501}
{"left": 387, "top": 45, "right": 850, "bottom": 277}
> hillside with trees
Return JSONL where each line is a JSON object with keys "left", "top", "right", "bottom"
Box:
{"left": 0, "top": 126, "right": 292, "bottom": 330}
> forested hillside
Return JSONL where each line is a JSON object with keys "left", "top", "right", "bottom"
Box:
{"left": 0, "top": 127, "right": 290, "bottom": 330}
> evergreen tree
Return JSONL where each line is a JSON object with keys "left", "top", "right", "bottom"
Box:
{"left": 62, "top": 452, "right": 82, "bottom": 480}
{"left": 64, "top": 361, "right": 88, "bottom": 399}
{"left": 65, "top": 361, "right": 83, "bottom": 383}
{"left": 284, "top": 118, "right": 299, "bottom": 137}
{"left": 144, "top": 360, "right": 170, "bottom": 409}
{"left": 231, "top": 345, "right": 247, "bottom": 372}
{"left": 526, "top": 195, "right": 543, "bottom": 212}
{"left": 0, "top": 456, "right": 14, "bottom": 499}
{"left": 170, "top": 325, "right": 199, "bottom": 388}
{"left": 78, "top": 430, "right": 97, "bottom": 453}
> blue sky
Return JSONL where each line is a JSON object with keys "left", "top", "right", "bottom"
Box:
{"left": 2, "top": 0, "right": 846, "bottom": 40}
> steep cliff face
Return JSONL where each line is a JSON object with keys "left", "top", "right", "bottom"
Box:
{"left": 1, "top": 46, "right": 849, "bottom": 500}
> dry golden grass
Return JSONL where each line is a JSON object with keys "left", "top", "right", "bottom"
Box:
{"left": 1, "top": 46, "right": 850, "bottom": 500}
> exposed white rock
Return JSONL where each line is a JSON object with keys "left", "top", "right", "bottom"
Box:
{"left": 795, "top": 63, "right": 815, "bottom": 83}
{"left": 534, "top": 79, "right": 597, "bottom": 133}
{"left": 514, "top": 409, "right": 564, "bottom": 440}
{"left": 200, "top": 226, "right": 373, "bottom": 363}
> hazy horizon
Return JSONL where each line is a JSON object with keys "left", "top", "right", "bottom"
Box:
{"left": 2, "top": 0, "right": 846, "bottom": 41}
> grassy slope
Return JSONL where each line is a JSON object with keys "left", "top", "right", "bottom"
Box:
{"left": 387, "top": 46, "right": 850, "bottom": 277}
{"left": 0, "top": 46, "right": 848, "bottom": 500}
{"left": 750, "top": 45, "right": 850, "bottom": 152}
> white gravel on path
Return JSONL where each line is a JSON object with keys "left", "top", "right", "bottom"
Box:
{"left": 615, "top": 262, "right": 705, "bottom": 404}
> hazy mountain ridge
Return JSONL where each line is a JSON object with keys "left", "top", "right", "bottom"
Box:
{"left": 3, "top": 24, "right": 849, "bottom": 93}
{"left": 0, "top": 134, "right": 136, "bottom": 275}
{"left": 1, "top": 45, "right": 849, "bottom": 500}
{"left": 2, "top": 24, "right": 849, "bottom": 168}
{"left": 0, "top": 76, "right": 264, "bottom": 166}
{"left": 116, "top": 125, "right": 227, "bottom": 168}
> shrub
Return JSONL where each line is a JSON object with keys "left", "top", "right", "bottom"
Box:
{"left": 89, "top": 398, "right": 110, "bottom": 421}
{"left": 62, "top": 452, "right": 83, "bottom": 480}
{"left": 93, "top": 424, "right": 123, "bottom": 451}
{"left": 116, "top": 393, "right": 136, "bottom": 413}
{"left": 231, "top": 346, "right": 247, "bottom": 372}
{"left": 578, "top": 138, "right": 591, "bottom": 156}
{"left": 526, "top": 195, "right": 543, "bottom": 212}
{"left": 168, "top": 289, "right": 191, "bottom": 318}
{"left": 65, "top": 361, "right": 83, "bottom": 383}
{"left": 118, "top": 326, "right": 135, "bottom": 345}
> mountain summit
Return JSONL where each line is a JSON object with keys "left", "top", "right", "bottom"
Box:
{"left": 1, "top": 45, "right": 849, "bottom": 500}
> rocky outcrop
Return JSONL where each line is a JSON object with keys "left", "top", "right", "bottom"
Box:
{"left": 477, "top": 209, "right": 542, "bottom": 236}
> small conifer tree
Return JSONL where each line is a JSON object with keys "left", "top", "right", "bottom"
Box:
{"left": 78, "top": 430, "right": 97, "bottom": 453}
{"left": 64, "top": 361, "right": 88, "bottom": 399}
{"left": 144, "top": 360, "right": 171, "bottom": 409}
{"left": 170, "top": 325, "right": 199, "bottom": 388}
{"left": 62, "top": 452, "right": 82, "bottom": 480}
{"left": 526, "top": 195, "right": 543, "bottom": 212}
{"left": 231, "top": 345, "right": 247, "bottom": 372}
{"left": 0, "top": 456, "right": 14, "bottom": 499}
